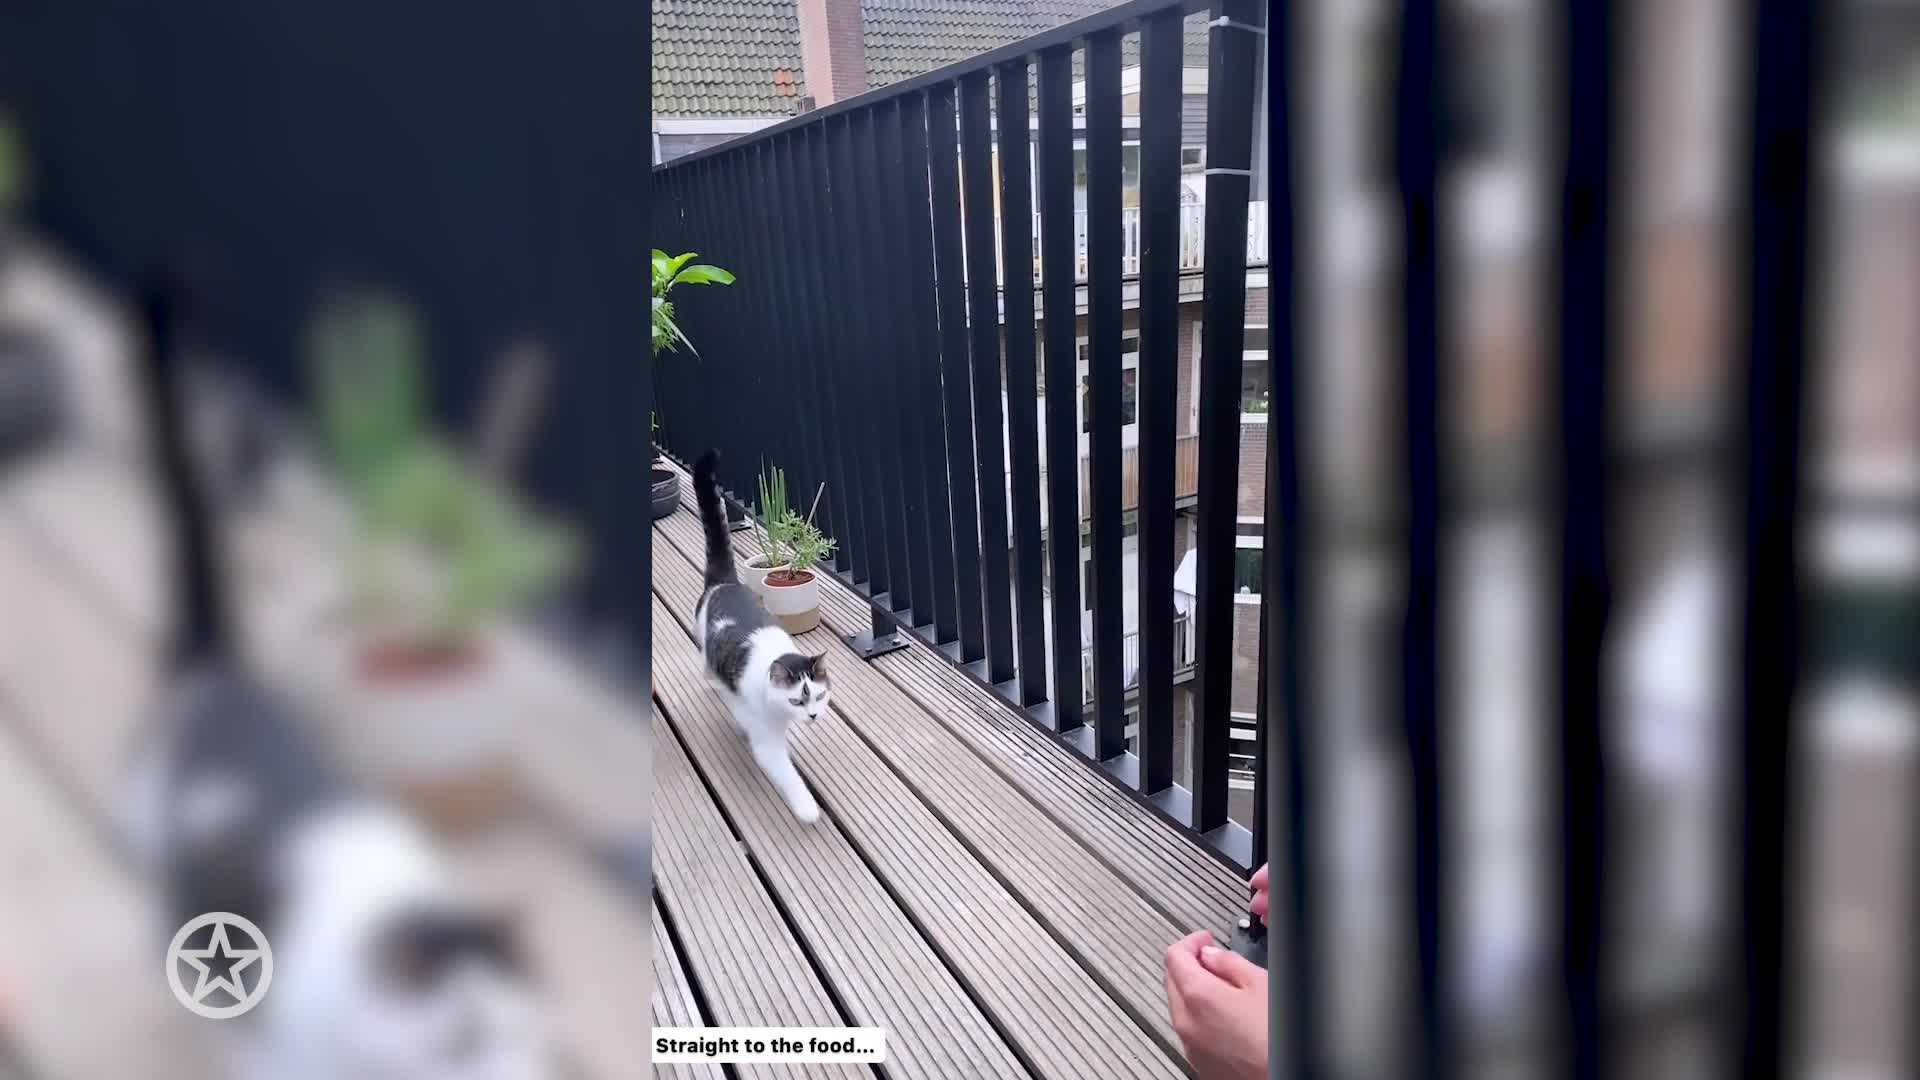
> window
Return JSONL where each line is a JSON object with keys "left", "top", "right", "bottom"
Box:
{"left": 1071, "top": 144, "right": 1146, "bottom": 209}
{"left": 1078, "top": 332, "right": 1141, "bottom": 449}
{"left": 1234, "top": 520, "right": 1264, "bottom": 599}
{"left": 1228, "top": 712, "right": 1260, "bottom": 790}
{"left": 1234, "top": 549, "right": 1263, "bottom": 594}
{"left": 1181, "top": 146, "right": 1204, "bottom": 169}
{"left": 1242, "top": 325, "right": 1270, "bottom": 415}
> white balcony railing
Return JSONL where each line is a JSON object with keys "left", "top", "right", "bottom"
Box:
{"left": 1081, "top": 613, "right": 1195, "bottom": 703}
{"left": 1024, "top": 200, "right": 1270, "bottom": 283}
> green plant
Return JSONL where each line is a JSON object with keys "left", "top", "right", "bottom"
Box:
{"left": 754, "top": 462, "right": 792, "bottom": 567}
{"left": 652, "top": 249, "right": 734, "bottom": 357}
{"left": 313, "top": 295, "right": 578, "bottom": 649}
{"left": 755, "top": 463, "right": 834, "bottom": 581}
{"left": 779, "top": 512, "right": 835, "bottom": 578}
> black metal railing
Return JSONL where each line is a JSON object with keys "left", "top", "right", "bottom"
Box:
{"left": 652, "top": 0, "right": 1265, "bottom": 872}
{"left": 661, "top": 0, "right": 1861, "bottom": 1074}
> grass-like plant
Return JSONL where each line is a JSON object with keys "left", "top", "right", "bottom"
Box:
{"left": 652, "top": 249, "right": 734, "bottom": 357}
{"left": 313, "top": 295, "right": 577, "bottom": 652}
{"left": 754, "top": 462, "right": 791, "bottom": 568}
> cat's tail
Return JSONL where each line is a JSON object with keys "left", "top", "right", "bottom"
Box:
{"left": 693, "top": 450, "right": 739, "bottom": 588}
{"left": 136, "top": 284, "right": 232, "bottom": 669}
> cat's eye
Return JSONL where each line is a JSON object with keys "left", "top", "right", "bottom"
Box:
{"left": 789, "top": 697, "right": 805, "bottom": 706}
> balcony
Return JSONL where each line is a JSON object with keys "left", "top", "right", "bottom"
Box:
{"left": 652, "top": 0, "right": 1270, "bottom": 1071}
{"left": 1028, "top": 200, "right": 1272, "bottom": 281}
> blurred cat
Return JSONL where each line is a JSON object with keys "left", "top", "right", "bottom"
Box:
{"left": 116, "top": 289, "right": 548, "bottom": 1080}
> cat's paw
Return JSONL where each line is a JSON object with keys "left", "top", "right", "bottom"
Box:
{"left": 793, "top": 800, "right": 821, "bottom": 825}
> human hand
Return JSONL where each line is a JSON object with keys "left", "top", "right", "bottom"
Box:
{"left": 1249, "top": 863, "right": 1269, "bottom": 927}
{"left": 1163, "top": 930, "right": 1268, "bottom": 1079}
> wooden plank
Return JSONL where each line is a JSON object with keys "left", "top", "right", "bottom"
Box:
{"left": 652, "top": 613, "right": 1034, "bottom": 1078}
{"left": 0, "top": 701, "right": 212, "bottom": 1080}
{"left": 657, "top": 472, "right": 1244, "bottom": 934}
{"left": 651, "top": 909, "right": 724, "bottom": 1080}
{"left": 0, "top": 515, "right": 154, "bottom": 812}
{"left": 652, "top": 561, "right": 1187, "bottom": 1075}
{"left": 649, "top": 708, "right": 867, "bottom": 1080}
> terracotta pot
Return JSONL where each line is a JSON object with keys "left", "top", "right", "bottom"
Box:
{"left": 761, "top": 567, "right": 821, "bottom": 634}
{"left": 326, "top": 633, "right": 521, "bottom": 831}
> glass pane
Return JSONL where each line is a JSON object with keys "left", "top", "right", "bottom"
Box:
{"left": 1241, "top": 358, "right": 1270, "bottom": 414}
{"left": 1233, "top": 549, "right": 1262, "bottom": 594}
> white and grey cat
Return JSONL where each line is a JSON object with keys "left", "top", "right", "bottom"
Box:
{"left": 117, "top": 291, "right": 548, "bottom": 1080}
{"left": 690, "top": 450, "right": 831, "bottom": 824}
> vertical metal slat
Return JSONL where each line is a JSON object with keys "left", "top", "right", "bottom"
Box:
{"left": 1036, "top": 44, "right": 1086, "bottom": 732}
{"left": 928, "top": 81, "right": 990, "bottom": 665}
{"left": 1084, "top": 27, "right": 1129, "bottom": 764}
{"left": 959, "top": 69, "right": 1018, "bottom": 685}
{"left": 996, "top": 59, "right": 1050, "bottom": 708}
{"left": 1135, "top": 7, "right": 1185, "bottom": 796}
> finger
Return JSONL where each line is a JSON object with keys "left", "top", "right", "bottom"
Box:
{"left": 1250, "top": 864, "right": 1270, "bottom": 892}
{"left": 1163, "top": 935, "right": 1210, "bottom": 1035}
{"left": 1198, "top": 942, "right": 1267, "bottom": 990}
{"left": 1164, "top": 932, "right": 1217, "bottom": 996}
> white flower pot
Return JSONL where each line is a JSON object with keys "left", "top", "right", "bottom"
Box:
{"left": 320, "top": 631, "right": 521, "bottom": 831}
{"left": 742, "top": 554, "right": 788, "bottom": 608}
{"left": 760, "top": 568, "right": 822, "bottom": 635}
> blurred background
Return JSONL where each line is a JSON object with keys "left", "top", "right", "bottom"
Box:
{"left": 0, "top": 2, "right": 655, "bottom": 1078}
{"left": 1289, "top": 0, "right": 1918, "bottom": 1077}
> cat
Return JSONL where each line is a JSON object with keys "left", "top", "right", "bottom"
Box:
{"left": 691, "top": 449, "right": 830, "bottom": 825}
{"left": 116, "top": 290, "right": 548, "bottom": 1080}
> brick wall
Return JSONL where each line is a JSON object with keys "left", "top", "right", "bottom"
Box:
{"left": 1246, "top": 286, "right": 1269, "bottom": 327}
{"left": 1237, "top": 420, "right": 1266, "bottom": 518}
{"left": 796, "top": 0, "right": 867, "bottom": 106}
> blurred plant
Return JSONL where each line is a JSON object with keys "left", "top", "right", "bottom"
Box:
{"left": 313, "top": 295, "right": 577, "bottom": 649}
{"left": 0, "top": 114, "right": 24, "bottom": 217}
{"left": 651, "top": 249, "right": 734, "bottom": 357}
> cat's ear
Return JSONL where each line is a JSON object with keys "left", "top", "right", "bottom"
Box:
{"left": 768, "top": 658, "right": 802, "bottom": 687}
{"left": 808, "top": 652, "right": 829, "bottom": 678}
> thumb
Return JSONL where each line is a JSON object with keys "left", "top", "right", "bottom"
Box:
{"left": 1198, "top": 943, "right": 1264, "bottom": 990}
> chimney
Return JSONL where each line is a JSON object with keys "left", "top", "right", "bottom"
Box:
{"left": 795, "top": 0, "right": 868, "bottom": 106}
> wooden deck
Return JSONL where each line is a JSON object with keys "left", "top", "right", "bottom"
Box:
{"left": 649, "top": 466, "right": 1245, "bottom": 1078}
{"left": 0, "top": 251, "right": 1247, "bottom": 1078}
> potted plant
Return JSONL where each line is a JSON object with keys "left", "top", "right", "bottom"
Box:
{"left": 649, "top": 412, "right": 678, "bottom": 519}
{"left": 309, "top": 296, "right": 578, "bottom": 828}
{"left": 650, "top": 249, "right": 732, "bottom": 516}
{"left": 748, "top": 463, "right": 834, "bottom": 634}
{"left": 742, "top": 463, "right": 793, "bottom": 603}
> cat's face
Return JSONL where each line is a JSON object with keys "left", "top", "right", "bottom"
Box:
{"left": 765, "top": 653, "right": 830, "bottom": 724}
{"left": 345, "top": 914, "right": 546, "bottom": 1080}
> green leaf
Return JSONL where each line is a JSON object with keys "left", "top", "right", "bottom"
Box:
{"left": 669, "top": 264, "right": 736, "bottom": 288}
